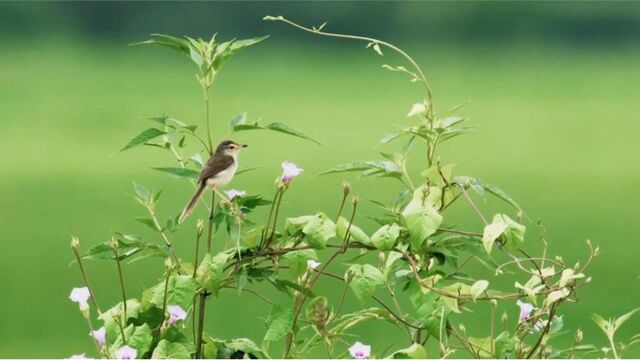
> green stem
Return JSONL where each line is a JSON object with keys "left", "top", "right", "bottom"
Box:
{"left": 112, "top": 245, "right": 128, "bottom": 320}
{"left": 71, "top": 245, "right": 101, "bottom": 314}
{"left": 204, "top": 85, "right": 213, "bottom": 154}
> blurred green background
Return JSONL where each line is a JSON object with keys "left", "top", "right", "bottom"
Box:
{"left": 1, "top": 1, "right": 639, "bottom": 358}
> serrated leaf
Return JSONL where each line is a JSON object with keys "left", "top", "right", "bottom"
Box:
{"left": 121, "top": 128, "right": 166, "bottom": 151}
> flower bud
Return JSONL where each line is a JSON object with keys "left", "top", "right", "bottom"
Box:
{"left": 351, "top": 195, "right": 360, "bottom": 206}
{"left": 490, "top": 299, "right": 498, "bottom": 308}
{"left": 501, "top": 311, "right": 509, "bottom": 325}
{"left": 196, "top": 219, "right": 205, "bottom": 238}
{"left": 164, "top": 257, "right": 174, "bottom": 271}
{"left": 71, "top": 236, "right": 80, "bottom": 249}
{"left": 458, "top": 324, "right": 466, "bottom": 333}
{"left": 575, "top": 329, "right": 583, "bottom": 343}
{"left": 342, "top": 181, "right": 351, "bottom": 196}
{"left": 110, "top": 236, "right": 119, "bottom": 250}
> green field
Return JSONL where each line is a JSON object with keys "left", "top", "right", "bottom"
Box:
{"left": 1, "top": 38, "right": 639, "bottom": 357}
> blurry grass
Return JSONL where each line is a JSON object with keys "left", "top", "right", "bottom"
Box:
{"left": 0, "top": 38, "right": 639, "bottom": 357}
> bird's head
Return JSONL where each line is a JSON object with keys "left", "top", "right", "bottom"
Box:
{"left": 216, "top": 140, "right": 247, "bottom": 157}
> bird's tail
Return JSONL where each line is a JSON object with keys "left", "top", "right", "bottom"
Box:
{"left": 179, "top": 185, "right": 206, "bottom": 224}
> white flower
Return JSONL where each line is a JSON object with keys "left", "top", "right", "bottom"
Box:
{"left": 225, "top": 189, "right": 246, "bottom": 200}
{"left": 307, "top": 259, "right": 321, "bottom": 270}
{"left": 349, "top": 341, "right": 371, "bottom": 359}
{"left": 517, "top": 300, "right": 534, "bottom": 322}
{"left": 167, "top": 304, "right": 187, "bottom": 325}
{"left": 69, "top": 287, "right": 91, "bottom": 311}
{"left": 407, "top": 103, "right": 426, "bottom": 117}
{"left": 281, "top": 161, "right": 303, "bottom": 184}
{"left": 68, "top": 354, "right": 89, "bottom": 359}
{"left": 115, "top": 345, "right": 137, "bottom": 360}
{"left": 90, "top": 326, "right": 106, "bottom": 347}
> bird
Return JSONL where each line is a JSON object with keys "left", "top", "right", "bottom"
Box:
{"left": 178, "top": 140, "right": 247, "bottom": 223}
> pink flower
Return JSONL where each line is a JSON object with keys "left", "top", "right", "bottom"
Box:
{"left": 90, "top": 326, "right": 106, "bottom": 347}
{"left": 348, "top": 341, "right": 371, "bottom": 359}
{"left": 281, "top": 161, "right": 303, "bottom": 184}
{"left": 115, "top": 345, "right": 137, "bottom": 360}
{"left": 167, "top": 304, "right": 187, "bottom": 325}
{"left": 517, "top": 300, "right": 534, "bottom": 322}
{"left": 69, "top": 287, "right": 91, "bottom": 311}
{"left": 225, "top": 189, "right": 246, "bottom": 200}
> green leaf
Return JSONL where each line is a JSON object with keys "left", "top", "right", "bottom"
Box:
{"left": 614, "top": 308, "right": 640, "bottom": 331}
{"left": 401, "top": 188, "right": 443, "bottom": 250}
{"left": 132, "top": 181, "right": 151, "bottom": 202}
{"left": 81, "top": 234, "right": 167, "bottom": 262}
{"left": 152, "top": 340, "right": 191, "bottom": 359}
{"left": 196, "top": 252, "right": 232, "bottom": 295}
{"left": 264, "top": 122, "right": 321, "bottom": 145}
{"left": 468, "top": 336, "right": 493, "bottom": 358}
{"left": 110, "top": 324, "right": 153, "bottom": 357}
{"left": 281, "top": 249, "right": 318, "bottom": 278}
{"left": 121, "top": 128, "right": 166, "bottom": 151}
{"left": 337, "top": 217, "right": 371, "bottom": 245}
{"left": 389, "top": 342, "right": 427, "bottom": 359}
{"left": 99, "top": 299, "right": 142, "bottom": 341}
{"left": 348, "top": 264, "right": 384, "bottom": 304}
{"left": 285, "top": 213, "right": 336, "bottom": 249}
{"left": 482, "top": 214, "right": 526, "bottom": 254}
{"left": 263, "top": 304, "right": 294, "bottom": 342}
{"left": 134, "top": 217, "right": 157, "bottom": 230}
{"left": 482, "top": 222, "right": 508, "bottom": 254}
{"left": 145, "top": 275, "right": 196, "bottom": 310}
{"left": 470, "top": 280, "right": 489, "bottom": 300}
{"left": 319, "top": 160, "right": 402, "bottom": 178}
{"left": 371, "top": 223, "right": 401, "bottom": 251}
{"left": 229, "top": 114, "right": 319, "bottom": 144}
{"left": 152, "top": 167, "right": 199, "bottom": 180}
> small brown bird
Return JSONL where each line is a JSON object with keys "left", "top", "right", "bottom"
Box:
{"left": 178, "top": 140, "right": 247, "bottom": 223}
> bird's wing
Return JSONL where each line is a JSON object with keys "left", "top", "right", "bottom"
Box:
{"left": 198, "top": 154, "right": 234, "bottom": 184}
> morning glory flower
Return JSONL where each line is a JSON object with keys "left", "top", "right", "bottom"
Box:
{"left": 115, "top": 345, "right": 137, "bottom": 360}
{"left": 349, "top": 341, "right": 371, "bottom": 359}
{"left": 69, "top": 287, "right": 91, "bottom": 311}
{"left": 68, "top": 354, "right": 89, "bottom": 359}
{"left": 90, "top": 326, "right": 106, "bottom": 347}
{"left": 281, "top": 161, "right": 303, "bottom": 184}
{"left": 517, "top": 300, "right": 534, "bottom": 322}
{"left": 307, "top": 259, "right": 321, "bottom": 270}
{"left": 167, "top": 304, "right": 187, "bottom": 325}
{"left": 225, "top": 189, "right": 246, "bottom": 200}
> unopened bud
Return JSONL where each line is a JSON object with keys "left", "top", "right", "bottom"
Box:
{"left": 342, "top": 181, "right": 351, "bottom": 196}
{"left": 164, "top": 257, "right": 174, "bottom": 270}
{"left": 501, "top": 311, "right": 509, "bottom": 325}
{"left": 196, "top": 219, "right": 205, "bottom": 237}
{"left": 351, "top": 195, "right": 359, "bottom": 206}
{"left": 458, "top": 324, "right": 466, "bottom": 333}
{"left": 555, "top": 256, "right": 564, "bottom": 263}
{"left": 71, "top": 236, "right": 80, "bottom": 249}
{"left": 585, "top": 277, "right": 592, "bottom": 283}
{"left": 110, "top": 236, "right": 119, "bottom": 249}
{"left": 490, "top": 299, "right": 498, "bottom": 308}
{"left": 575, "top": 329, "right": 583, "bottom": 343}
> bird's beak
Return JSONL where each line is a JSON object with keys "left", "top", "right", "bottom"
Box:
{"left": 241, "top": 144, "right": 248, "bottom": 148}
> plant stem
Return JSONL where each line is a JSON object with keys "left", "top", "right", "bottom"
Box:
{"left": 71, "top": 245, "right": 101, "bottom": 314}
{"left": 203, "top": 84, "right": 213, "bottom": 154}
{"left": 196, "top": 190, "right": 216, "bottom": 358}
{"left": 160, "top": 267, "right": 173, "bottom": 328}
{"left": 112, "top": 244, "right": 128, "bottom": 320}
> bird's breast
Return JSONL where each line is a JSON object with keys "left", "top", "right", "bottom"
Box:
{"left": 206, "top": 161, "right": 238, "bottom": 187}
